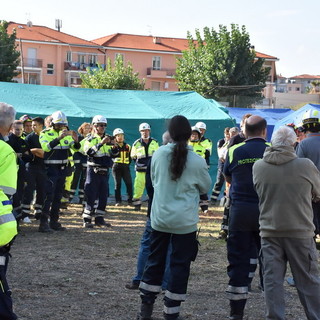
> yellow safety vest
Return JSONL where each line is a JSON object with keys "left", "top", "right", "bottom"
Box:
{"left": 188, "top": 141, "right": 206, "bottom": 159}
{"left": 113, "top": 143, "right": 131, "bottom": 164}
{"left": 0, "top": 141, "right": 18, "bottom": 247}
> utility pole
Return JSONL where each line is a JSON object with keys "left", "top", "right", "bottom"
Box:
{"left": 19, "top": 38, "right": 25, "bottom": 84}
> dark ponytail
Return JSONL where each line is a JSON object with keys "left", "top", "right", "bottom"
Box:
{"left": 168, "top": 115, "right": 191, "bottom": 181}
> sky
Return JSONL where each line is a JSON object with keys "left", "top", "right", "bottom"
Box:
{"left": 2, "top": 0, "right": 320, "bottom": 77}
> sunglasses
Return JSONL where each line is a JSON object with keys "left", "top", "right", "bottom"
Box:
{"left": 96, "top": 124, "right": 107, "bottom": 127}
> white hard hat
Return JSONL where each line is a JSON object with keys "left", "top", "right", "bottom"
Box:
{"left": 195, "top": 121, "right": 206, "bottom": 130}
{"left": 113, "top": 128, "right": 124, "bottom": 136}
{"left": 302, "top": 109, "right": 320, "bottom": 127}
{"left": 51, "top": 111, "right": 68, "bottom": 125}
{"left": 139, "top": 122, "right": 151, "bottom": 131}
{"left": 92, "top": 115, "right": 107, "bottom": 124}
{"left": 191, "top": 126, "right": 201, "bottom": 135}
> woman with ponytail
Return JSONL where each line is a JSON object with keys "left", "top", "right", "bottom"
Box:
{"left": 137, "top": 115, "right": 211, "bottom": 320}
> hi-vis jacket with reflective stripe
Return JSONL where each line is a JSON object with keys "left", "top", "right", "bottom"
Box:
{"left": 131, "top": 138, "right": 159, "bottom": 172}
{"left": 39, "top": 128, "right": 81, "bottom": 165}
{"left": 200, "top": 136, "right": 213, "bottom": 155}
{"left": 113, "top": 143, "right": 131, "bottom": 164}
{"left": 0, "top": 139, "right": 18, "bottom": 247}
{"left": 188, "top": 141, "right": 206, "bottom": 159}
{"left": 84, "top": 133, "right": 116, "bottom": 168}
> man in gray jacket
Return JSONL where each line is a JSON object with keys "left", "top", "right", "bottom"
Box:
{"left": 253, "top": 126, "right": 320, "bottom": 320}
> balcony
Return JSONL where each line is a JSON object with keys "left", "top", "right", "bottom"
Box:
{"left": 21, "top": 58, "right": 43, "bottom": 68}
{"left": 64, "top": 62, "right": 105, "bottom": 71}
{"left": 147, "top": 68, "right": 176, "bottom": 78}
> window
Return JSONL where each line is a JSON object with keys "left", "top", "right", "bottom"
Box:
{"left": 296, "top": 87, "right": 300, "bottom": 91}
{"left": 151, "top": 81, "right": 161, "bottom": 91}
{"left": 78, "top": 54, "right": 86, "bottom": 64}
{"left": 88, "top": 54, "right": 97, "bottom": 65}
{"left": 152, "top": 56, "right": 161, "bottom": 70}
{"left": 47, "top": 64, "right": 54, "bottom": 75}
{"left": 66, "top": 51, "right": 72, "bottom": 62}
{"left": 288, "top": 87, "right": 292, "bottom": 91}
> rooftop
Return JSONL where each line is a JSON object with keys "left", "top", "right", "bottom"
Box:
{"left": 7, "top": 22, "right": 102, "bottom": 48}
{"left": 92, "top": 33, "right": 278, "bottom": 59}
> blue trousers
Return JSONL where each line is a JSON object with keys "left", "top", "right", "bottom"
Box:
{"left": 140, "top": 230, "right": 198, "bottom": 319}
{"left": 133, "top": 218, "right": 170, "bottom": 289}
{"left": 0, "top": 250, "right": 17, "bottom": 320}
{"left": 43, "top": 165, "right": 68, "bottom": 223}
{"left": 226, "top": 203, "right": 262, "bottom": 304}
{"left": 84, "top": 167, "right": 109, "bottom": 216}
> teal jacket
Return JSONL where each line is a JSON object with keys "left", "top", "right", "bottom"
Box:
{"left": 150, "top": 144, "right": 211, "bottom": 234}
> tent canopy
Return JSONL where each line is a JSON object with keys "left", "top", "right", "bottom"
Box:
{"left": 273, "top": 103, "right": 320, "bottom": 131}
{"left": 226, "top": 107, "right": 294, "bottom": 140}
{"left": 0, "top": 82, "right": 235, "bottom": 168}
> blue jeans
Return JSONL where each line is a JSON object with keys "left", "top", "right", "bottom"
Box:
{"left": 133, "top": 218, "right": 170, "bottom": 289}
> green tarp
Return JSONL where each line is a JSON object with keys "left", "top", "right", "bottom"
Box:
{"left": 0, "top": 82, "right": 235, "bottom": 191}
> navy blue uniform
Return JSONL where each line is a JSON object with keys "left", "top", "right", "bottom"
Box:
{"left": 7, "top": 133, "right": 32, "bottom": 219}
{"left": 223, "top": 138, "right": 269, "bottom": 315}
{"left": 21, "top": 132, "right": 47, "bottom": 219}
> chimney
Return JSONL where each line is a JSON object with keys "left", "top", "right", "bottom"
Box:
{"left": 153, "top": 37, "right": 161, "bottom": 44}
{"left": 27, "top": 20, "right": 32, "bottom": 27}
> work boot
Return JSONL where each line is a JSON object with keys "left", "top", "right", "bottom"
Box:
{"left": 137, "top": 302, "right": 153, "bottom": 320}
{"left": 38, "top": 214, "right": 53, "bottom": 233}
{"left": 49, "top": 221, "right": 66, "bottom": 231}
{"left": 83, "top": 218, "right": 94, "bottom": 228}
{"left": 229, "top": 299, "right": 245, "bottom": 320}
{"left": 95, "top": 216, "right": 111, "bottom": 227}
{"left": 125, "top": 281, "right": 140, "bottom": 290}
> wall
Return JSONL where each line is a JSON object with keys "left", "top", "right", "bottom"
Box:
{"left": 274, "top": 92, "right": 320, "bottom": 108}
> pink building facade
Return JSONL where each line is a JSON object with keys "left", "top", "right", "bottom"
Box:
{"left": 8, "top": 22, "right": 278, "bottom": 104}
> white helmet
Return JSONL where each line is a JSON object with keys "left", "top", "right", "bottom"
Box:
{"left": 302, "top": 109, "right": 320, "bottom": 127}
{"left": 195, "top": 121, "right": 206, "bottom": 130}
{"left": 92, "top": 115, "right": 107, "bottom": 124}
{"left": 139, "top": 122, "right": 151, "bottom": 131}
{"left": 113, "top": 128, "right": 124, "bottom": 136}
{"left": 191, "top": 126, "right": 201, "bottom": 135}
{"left": 51, "top": 111, "right": 68, "bottom": 125}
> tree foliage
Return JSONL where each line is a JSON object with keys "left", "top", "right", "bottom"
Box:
{"left": 175, "top": 24, "right": 270, "bottom": 107}
{"left": 80, "top": 55, "right": 145, "bottom": 90}
{"left": 0, "top": 20, "right": 20, "bottom": 82}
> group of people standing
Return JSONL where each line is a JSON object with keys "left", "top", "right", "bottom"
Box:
{"left": 1, "top": 100, "right": 320, "bottom": 320}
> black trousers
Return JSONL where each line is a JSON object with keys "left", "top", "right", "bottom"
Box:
{"left": 70, "top": 164, "right": 87, "bottom": 204}
{"left": 21, "top": 165, "right": 47, "bottom": 218}
{"left": 112, "top": 163, "right": 133, "bottom": 203}
{"left": 12, "top": 165, "right": 25, "bottom": 214}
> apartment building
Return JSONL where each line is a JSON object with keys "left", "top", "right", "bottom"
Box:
{"left": 7, "top": 21, "right": 278, "bottom": 103}
{"left": 7, "top": 21, "right": 105, "bottom": 87}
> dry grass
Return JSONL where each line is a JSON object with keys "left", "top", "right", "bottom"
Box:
{"left": 8, "top": 204, "right": 315, "bottom": 320}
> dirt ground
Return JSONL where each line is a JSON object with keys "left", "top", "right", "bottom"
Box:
{"left": 7, "top": 203, "right": 316, "bottom": 320}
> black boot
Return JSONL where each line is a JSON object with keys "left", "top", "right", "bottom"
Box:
{"left": 137, "top": 302, "right": 153, "bottom": 320}
{"left": 95, "top": 216, "right": 111, "bottom": 227}
{"left": 83, "top": 218, "right": 94, "bottom": 228}
{"left": 229, "top": 299, "right": 246, "bottom": 320}
{"left": 38, "top": 214, "right": 53, "bottom": 233}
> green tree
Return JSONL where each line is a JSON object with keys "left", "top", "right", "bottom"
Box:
{"left": 80, "top": 55, "right": 145, "bottom": 90}
{"left": 175, "top": 24, "right": 270, "bottom": 107}
{"left": 0, "top": 20, "right": 20, "bottom": 82}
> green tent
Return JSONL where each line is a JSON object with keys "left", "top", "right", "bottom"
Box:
{"left": 0, "top": 82, "right": 235, "bottom": 192}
